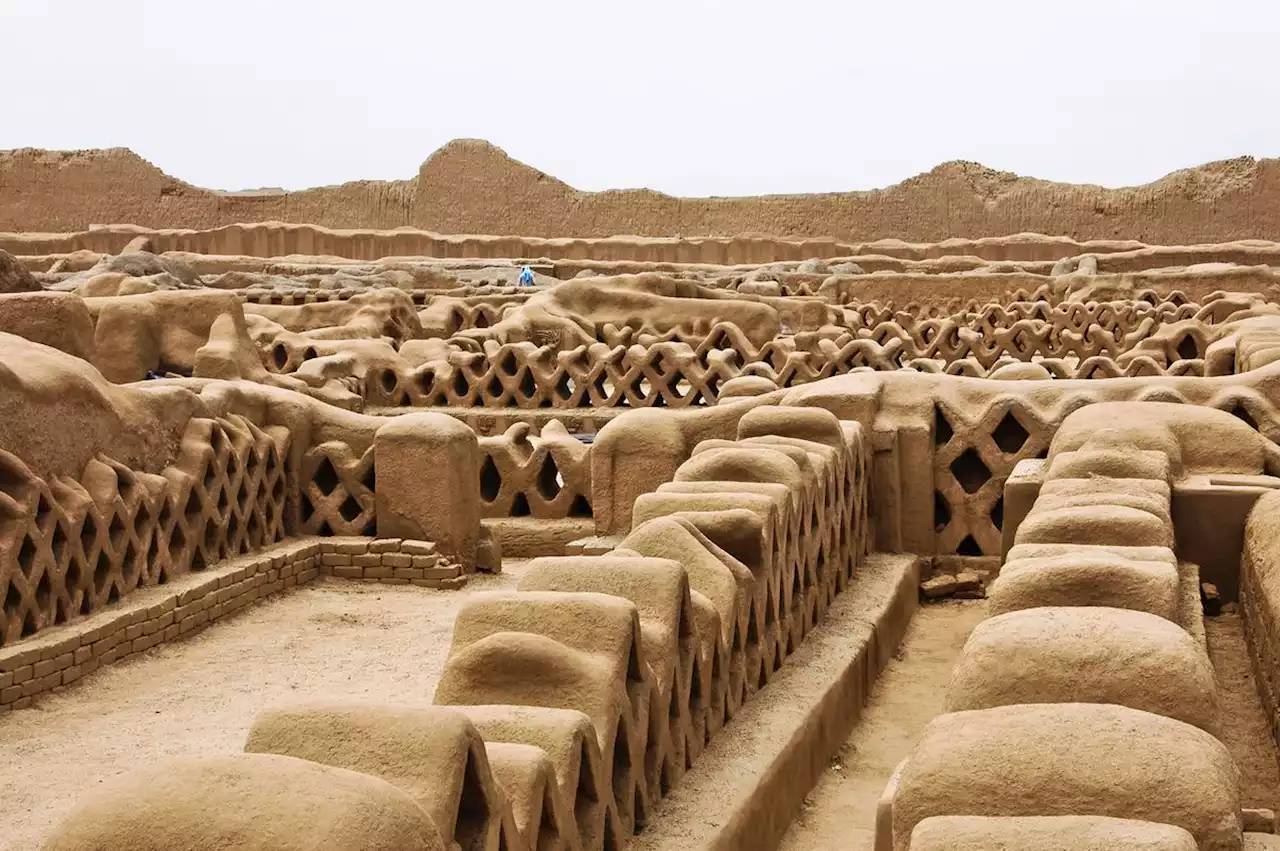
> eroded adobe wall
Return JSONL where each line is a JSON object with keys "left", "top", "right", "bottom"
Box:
{"left": 4, "top": 141, "right": 1280, "bottom": 243}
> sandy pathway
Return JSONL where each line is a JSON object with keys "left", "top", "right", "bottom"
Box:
{"left": 777, "top": 600, "right": 986, "bottom": 851}
{"left": 0, "top": 571, "right": 518, "bottom": 851}
{"left": 1206, "top": 613, "right": 1280, "bottom": 811}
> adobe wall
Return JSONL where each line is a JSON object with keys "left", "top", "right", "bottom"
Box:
{"left": 4, "top": 141, "right": 1280, "bottom": 243}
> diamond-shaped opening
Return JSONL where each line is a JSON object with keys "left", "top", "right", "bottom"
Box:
{"left": 79, "top": 593, "right": 91, "bottom": 617}
{"left": 934, "top": 406, "right": 954, "bottom": 446}
{"left": 992, "top": 411, "right": 1030, "bottom": 454}
{"left": 168, "top": 521, "right": 187, "bottom": 563}
{"left": 65, "top": 554, "right": 83, "bottom": 592}
{"left": 157, "top": 499, "right": 173, "bottom": 529}
{"left": 554, "top": 373, "right": 574, "bottom": 401}
{"left": 299, "top": 492, "right": 315, "bottom": 523}
{"left": 79, "top": 514, "right": 101, "bottom": 559}
{"left": 536, "top": 456, "right": 563, "bottom": 500}
{"left": 203, "top": 460, "right": 217, "bottom": 491}
{"left": 247, "top": 511, "right": 264, "bottom": 547}
{"left": 453, "top": 370, "right": 470, "bottom": 398}
{"left": 950, "top": 449, "right": 992, "bottom": 495}
{"left": 123, "top": 541, "right": 140, "bottom": 585}
{"left": 108, "top": 512, "right": 127, "bottom": 552}
{"left": 317, "top": 519, "right": 334, "bottom": 537}
{"left": 518, "top": 369, "right": 537, "bottom": 400}
{"left": 957, "top": 535, "right": 983, "bottom": 556}
{"left": 209, "top": 427, "right": 225, "bottom": 457}
{"left": 991, "top": 496, "right": 1005, "bottom": 530}
{"left": 227, "top": 451, "right": 239, "bottom": 477}
{"left": 500, "top": 350, "right": 517, "bottom": 375}
{"left": 934, "top": 491, "right": 952, "bottom": 532}
{"left": 416, "top": 369, "right": 436, "bottom": 394}
{"left": 1176, "top": 334, "right": 1199, "bottom": 361}
{"left": 35, "top": 571, "right": 50, "bottom": 609}
{"left": 18, "top": 534, "right": 36, "bottom": 574}
{"left": 271, "top": 477, "right": 285, "bottom": 502}
{"left": 54, "top": 597, "right": 68, "bottom": 626}
{"left": 339, "top": 494, "right": 364, "bottom": 523}
{"left": 474, "top": 310, "right": 490, "bottom": 329}
{"left": 480, "top": 456, "right": 502, "bottom": 503}
{"left": 265, "top": 445, "right": 280, "bottom": 476}
{"left": 486, "top": 374, "right": 505, "bottom": 401}
{"left": 204, "top": 519, "right": 219, "bottom": 553}
{"left": 216, "top": 486, "right": 229, "bottom": 516}
{"left": 93, "top": 550, "right": 111, "bottom": 595}
{"left": 190, "top": 549, "right": 206, "bottom": 572}
{"left": 314, "top": 457, "right": 340, "bottom": 496}
{"left": 107, "top": 583, "right": 120, "bottom": 604}
{"left": 569, "top": 494, "right": 592, "bottom": 518}
{"left": 183, "top": 489, "right": 202, "bottom": 527}
{"left": 511, "top": 493, "right": 531, "bottom": 517}
{"left": 378, "top": 368, "right": 398, "bottom": 395}
{"left": 1230, "top": 403, "right": 1259, "bottom": 431}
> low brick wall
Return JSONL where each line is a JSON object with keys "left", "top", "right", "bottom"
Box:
{"left": 0, "top": 535, "right": 459, "bottom": 712}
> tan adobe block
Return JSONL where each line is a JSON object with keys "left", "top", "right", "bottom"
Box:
{"left": 321, "top": 553, "right": 352, "bottom": 566}
{"left": 401, "top": 540, "right": 437, "bottom": 556}
{"left": 332, "top": 539, "right": 371, "bottom": 555}
{"left": 381, "top": 553, "right": 413, "bottom": 568}
{"left": 353, "top": 554, "right": 382, "bottom": 567}
{"left": 369, "top": 538, "right": 402, "bottom": 553}
{"left": 39, "top": 635, "right": 82, "bottom": 662}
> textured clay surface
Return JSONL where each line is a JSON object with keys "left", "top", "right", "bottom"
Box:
{"left": 4, "top": 141, "right": 1280, "bottom": 242}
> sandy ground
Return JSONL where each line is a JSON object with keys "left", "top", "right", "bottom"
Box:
{"left": 0, "top": 569, "right": 520, "bottom": 851}
{"left": 778, "top": 600, "right": 987, "bottom": 851}
{"left": 1206, "top": 613, "right": 1280, "bottom": 811}
{"left": 778, "top": 606, "right": 1280, "bottom": 851}
{"left": 6, "top": 574, "right": 1280, "bottom": 851}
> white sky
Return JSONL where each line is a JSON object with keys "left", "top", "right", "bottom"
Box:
{"left": 3, "top": 0, "right": 1278, "bottom": 196}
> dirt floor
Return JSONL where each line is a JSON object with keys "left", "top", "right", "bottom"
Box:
{"left": 1207, "top": 613, "right": 1280, "bottom": 811}
{"left": 5, "top": 574, "right": 1280, "bottom": 851}
{"left": 0, "top": 568, "right": 520, "bottom": 851}
{"left": 778, "top": 600, "right": 987, "bottom": 851}
{"left": 778, "top": 605, "right": 1280, "bottom": 851}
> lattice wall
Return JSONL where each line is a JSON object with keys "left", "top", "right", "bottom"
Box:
{"left": 930, "top": 384, "right": 1280, "bottom": 556}
{"left": 353, "top": 296, "right": 1218, "bottom": 410}
{"left": 0, "top": 416, "right": 290, "bottom": 647}
{"left": 478, "top": 424, "right": 592, "bottom": 520}
{"left": 298, "top": 441, "right": 376, "bottom": 536}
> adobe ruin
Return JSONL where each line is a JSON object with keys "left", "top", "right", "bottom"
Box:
{"left": 5, "top": 143, "right": 1280, "bottom": 850}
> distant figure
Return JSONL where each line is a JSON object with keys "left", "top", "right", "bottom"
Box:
{"left": 518, "top": 266, "right": 535, "bottom": 287}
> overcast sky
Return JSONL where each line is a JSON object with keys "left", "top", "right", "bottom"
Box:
{"left": 3, "top": 0, "right": 1277, "bottom": 196}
